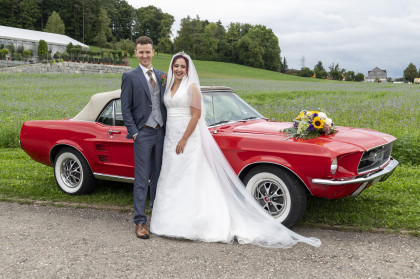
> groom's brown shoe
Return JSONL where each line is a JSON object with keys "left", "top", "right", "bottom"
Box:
{"left": 135, "top": 223, "right": 150, "bottom": 239}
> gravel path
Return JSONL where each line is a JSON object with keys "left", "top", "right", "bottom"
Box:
{"left": 1, "top": 202, "right": 419, "bottom": 279}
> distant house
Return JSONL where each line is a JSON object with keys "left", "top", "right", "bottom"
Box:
{"left": 365, "top": 67, "right": 387, "bottom": 82}
{"left": 0, "top": 25, "right": 88, "bottom": 58}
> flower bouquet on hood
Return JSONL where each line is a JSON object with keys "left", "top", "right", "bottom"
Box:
{"left": 282, "top": 110, "right": 336, "bottom": 140}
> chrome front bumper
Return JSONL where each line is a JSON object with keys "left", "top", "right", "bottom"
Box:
{"left": 312, "top": 158, "right": 399, "bottom": 186}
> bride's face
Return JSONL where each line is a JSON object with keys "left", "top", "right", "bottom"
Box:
{"left": 172, "top": 58, "right": 188, "bottom": 81}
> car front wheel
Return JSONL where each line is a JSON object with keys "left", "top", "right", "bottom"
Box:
{"left": 53, "top": 147, "right": 96, "bottom": 195}
{"left": 243, "top": 165, "right": 307, "bottom": 228}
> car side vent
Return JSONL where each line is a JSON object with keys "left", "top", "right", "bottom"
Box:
{"left": 96, "top": 143, "right": 108, "bottom": 151}
{"left": 98, "top": 155, "right": 109, "bottom": 162}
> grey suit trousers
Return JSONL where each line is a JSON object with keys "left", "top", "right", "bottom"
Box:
{"left": 133, "top": 126, "right": 165, "bottom": 224}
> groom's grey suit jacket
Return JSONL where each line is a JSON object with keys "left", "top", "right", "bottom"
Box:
{"left": 121, "top": 66, "right": 167, "bottom": 139}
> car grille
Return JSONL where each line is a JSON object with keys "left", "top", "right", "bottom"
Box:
{"left": 358, "top": 143, "right": 393, "bottom": 174}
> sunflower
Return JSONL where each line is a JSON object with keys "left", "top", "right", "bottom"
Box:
{"left": 312, "top": 116, "right": 324, "bottom": 129}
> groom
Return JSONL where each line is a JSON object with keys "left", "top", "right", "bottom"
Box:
{"left": 121, "top": 36, "right": 167, "bottom": 239}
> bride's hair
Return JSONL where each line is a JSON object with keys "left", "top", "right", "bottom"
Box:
{"left": 171, "top": 54, "right": 189, "bottom": 75}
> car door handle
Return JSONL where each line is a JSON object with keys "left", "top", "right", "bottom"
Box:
{"left": 108, "top": 130, "right": 121, "bottom": 135}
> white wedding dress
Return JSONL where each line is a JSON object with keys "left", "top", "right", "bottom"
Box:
{"left": 150, "top": 53, "right": 321, "bottom": 248}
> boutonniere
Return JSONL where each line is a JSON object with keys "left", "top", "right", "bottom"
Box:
{"left": 161, "top": 74, "right": 167, "bottom": 86}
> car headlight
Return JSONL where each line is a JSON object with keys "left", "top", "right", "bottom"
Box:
{"left": 331, "top": 157, "right": 338, "bottom": 175}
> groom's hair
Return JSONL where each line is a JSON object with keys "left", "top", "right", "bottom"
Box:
{"left": 136, "top": 36, "right": 154, "bottom": 48}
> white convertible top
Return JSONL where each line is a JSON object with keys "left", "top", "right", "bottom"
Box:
{"left": 71, "top": 86, "right": 233, "bottom": 122}
{"left": 72, "top": 89, "right": 121, "bottom": 121}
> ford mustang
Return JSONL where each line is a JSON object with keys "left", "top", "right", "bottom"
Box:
{"left": 19, "top": 86, "right": 398, "bottom": 227}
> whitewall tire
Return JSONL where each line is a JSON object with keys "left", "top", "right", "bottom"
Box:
{"left": 243, "top": 165, "right": 307, "bottom": 228}
{"left": 53, "top": 147, "right": 96, "bottom": 195}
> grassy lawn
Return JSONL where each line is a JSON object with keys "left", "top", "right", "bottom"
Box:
{"left": 1, "top": 148, "right": 418, "bottom": 233}
{"left": 0, "top": 68, "right": 419, "bottom": 233}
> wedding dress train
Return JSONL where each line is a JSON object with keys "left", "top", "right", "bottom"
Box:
{"left": 150, "top": 53, "right": 321, "bottom": 248}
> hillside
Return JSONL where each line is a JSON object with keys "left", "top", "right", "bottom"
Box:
{"left": 126, "top": 53, "right": 321, "bottom": 82}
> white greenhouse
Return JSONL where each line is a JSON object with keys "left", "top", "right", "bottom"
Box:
{"left": 0, "top": 25, "right": 89, "bottom": 57}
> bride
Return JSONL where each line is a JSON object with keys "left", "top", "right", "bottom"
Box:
{"left": 150, "top": 52, "right": 321, "bottom": 248}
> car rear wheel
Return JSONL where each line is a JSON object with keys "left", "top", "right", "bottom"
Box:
{"left": 243, "top": 165, "right": 307, "bottom": 228}
{"left": 53, "top": 147, "right": 96, "bottom": 195}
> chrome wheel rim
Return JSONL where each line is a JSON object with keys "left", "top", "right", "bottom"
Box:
{"left": 60, "top": 158, "right": 82, "bottom": 188}
{"left": 254, "top": 180, "right": 286, "bottom": 218}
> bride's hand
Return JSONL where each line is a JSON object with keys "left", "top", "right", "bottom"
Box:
{"left": 176, "top": 138, "right": 187, "bottom": 154}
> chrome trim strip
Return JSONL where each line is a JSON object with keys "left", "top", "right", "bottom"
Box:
{"left": 357, "top": 157, "right": 391, "bottom": 175}
{"left": 312, "top": 159, "right": 398, "bottom": 186}
{"left": 94, "top": 173, "right": 134, "bottom": 183}
{"left": 350, "top": 182, "right": 369, "bottom": 197}
{"left": 366, "top": 140, "right": 396, "bottom": 152}
{"left": 238, "top": 161, "right": 311, "bottom": 193}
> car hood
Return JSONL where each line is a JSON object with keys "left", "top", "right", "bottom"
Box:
{"left": 233, "top": 120, "right": 396, "bottom": 153}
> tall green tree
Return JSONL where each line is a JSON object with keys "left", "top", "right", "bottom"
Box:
{"left": 38, "top": 39, "right": 48, "bottom": 58}
{"left": 235, "top": 35, "right": 264, "bottom": 68}
{"left": 280, "top": 57, "right": 288, "bottom": 72}
{"left": 224, "top": 23, "right": 241, "bottom": 62}
{"left": 403, "top": 62, "right": 418, "bottom": 83}
{"left": 199, "top": 23, "right": 219, "bottom": 60}
{"left": 329, "top": 63, "right": 345, "bottom": 80}
{"left": 344, "top": 70, "right": 355, "bottom": 81}
{"left": 0, "top": 0, "right": 21, "bottom": 27}
{"left": 133, "top": 5, "right": 174, "bottom": 47}
{"left": 44, "top": 11, "right": 65, "bottom": 34}
{"left": 246, "top": 25, "right": 281, "bottom": 70}
{"left": 313, "top": 61, "right": 327, "bottom": 79}
{"left": 173, "top": 16, "right": 204, "bottom": 57}
{"left": 354, "top": 72, "right": 365, "bottom": 82}
{"left": 111, "top": 0, "right": 135, "bottom": 41}
{"left": 94, "top": 8, "right": 112, "bottom": 47}
{"left": 20, "top": 0, "right": 41, "bottom": 29}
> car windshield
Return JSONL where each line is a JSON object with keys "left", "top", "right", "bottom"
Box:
{"left": 202, "top": 91, "right": 264, "bottom": 126}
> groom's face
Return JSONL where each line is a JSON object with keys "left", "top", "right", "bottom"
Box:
{"left": 135, "top": 43, "right": 154, "bottom": 69}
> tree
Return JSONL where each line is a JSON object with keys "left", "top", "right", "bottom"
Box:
{"left": 297, "top": 67, "right": 314, "bottom": 77}
{"left": 94, "top": 8, "right": 112, "bottom": 47}
{"left": 110, "top": 0, "right": 135, "bottom": 41}
{"left": 403, "top": 62, "right": 418, "bottom": 83}
{"left": 173, "top": 16, "right": 204, "bottom": 58}
{"left": 133, "top": 5, "right": 174, "bottom": 47}
{"left": 314, "top": 61, "right": 327, "bottom": 79}
{"left": 246, "top": 25, "right": 281, "bottom": 71}
{"left": 45, "top": 11, "right": 65, "bottom": 34}
{"left": 329, "top": 63, "right": 345, "bottom": 80}
{"left": 38, "top": 40, "right": 48, "bottom": 58}
{"left": 115, "top": 39, "right": 134, "bottom": 55}
{"left": 280, "top": 57, "right": 288, "bottom": 72}
{"left": 235, "top": 35, "right": 264, "bottom": 68}
{"left": 224, "top": 23, "right": 241, "bottom": 62}
{"left": 344, "top": 71, "right": 355, "bottom": 81}
{"left": 20, "top": 0, "right": 41, "bottom": 29}
{"left": 198, "top": 22, "right": 219, "bottom": 60}
{"left": 354, "top": 73, "right": 365, "bottom": 82}
{"left": 0, "top": 48, "right": 9, "bottom": 60}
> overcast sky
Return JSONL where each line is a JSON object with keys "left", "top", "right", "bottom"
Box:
{"left": 127, "top": 0, "right": 420, "bottom": 78}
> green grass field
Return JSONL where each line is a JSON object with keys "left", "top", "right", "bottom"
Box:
{"left": 0, "top": 59, "right": 419, "bottom": 233}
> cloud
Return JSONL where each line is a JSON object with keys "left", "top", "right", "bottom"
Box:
{"left": 128, "top": 0, "right": 420, "bottom": 77}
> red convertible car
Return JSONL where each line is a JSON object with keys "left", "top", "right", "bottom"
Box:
{"left": 19, "top": 86, "right": 398, "bottom": 227}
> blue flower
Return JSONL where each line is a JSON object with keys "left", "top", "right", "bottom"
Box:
{"left": 308, "top": 124, "right": 315, "bottom": 131}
